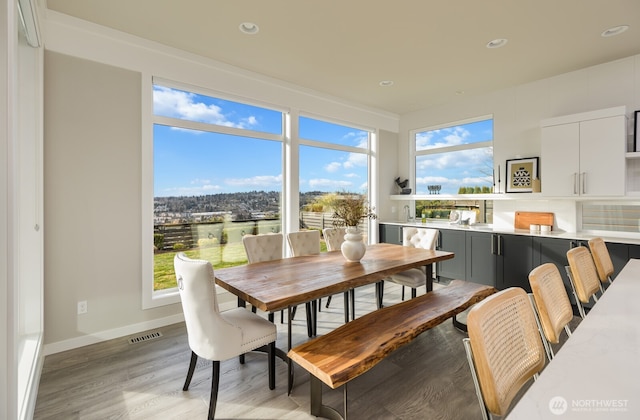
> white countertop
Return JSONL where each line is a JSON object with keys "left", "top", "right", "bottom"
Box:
{"left": 379, "top": 220, "right": 640, "bottom": 245}
{"left": 506, "top": 259, "right": 640, "bottom": 419}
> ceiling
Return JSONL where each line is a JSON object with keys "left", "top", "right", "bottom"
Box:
{"left": 45, "top": 0, "right": 640, "bottom": 115}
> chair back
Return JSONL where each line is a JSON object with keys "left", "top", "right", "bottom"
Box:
{"left": 287, "top": 230, "right": 321, "bottom": 256}
{"left": 566, "top": 246, "right": 601, "bottom": 303}
{"left": 529, "top": 263, "right": 573, "bottom": 344}
{"left": 588, "top": 237, "right": 614, "bottom": 284}
{"left": 174, "top": 253, "right": 242, "bottom": 361}
{"left": 402, "top": 227, "right": 438, "bottom": 250}
{"left": 323, "top": 227, "right": 347, "bottom": 252}
{"left": 243, "top": 233, "right": 283, "bottom": 264}
{"left": 466, "top": 287, "right": 546, "bottom": 417}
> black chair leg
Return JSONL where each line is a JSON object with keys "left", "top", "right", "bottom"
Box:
{"left": 376, "top": 281, "right": 384, "bottom": 309}
{"left": 208, "top": 361, "right": 220, "bottom": 420}
{"left": 326, "top": 295, "right": 333, "bottom": 308}
{"left": 349, "top": 289, "right": 356, "bottom": 321}
{"left": 411, "top": 288, "right": 417, "bottom": 299}
{"left": 183, "top": 351, "right": 198, "bottom": 391}
{"left": 401, "top": 286, "right": 405, "bottom": 301}
{"left": 305, "top": 302, "right": 313, "bottom": 337}
{"left": 268, "top": 341, "right": 276, "bottom": 390}
{"left": 311, "top": 300, "right": 318, "bottom": 336}
{"left": 239, "top": 353, "right": 245, "bottom": 364}
{"left": 343, "top": 292, "right": 349, "bottom": 323}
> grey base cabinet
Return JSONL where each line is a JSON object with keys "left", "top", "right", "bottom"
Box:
{"left": 498, "top": 234, "right": 534, "bottom": 291}
{"left": 465, "top": 231, "right": 496, "bottom": 287}
{"left": 466, "top": 231, "right": 533, "bottom": 290}
{"left": 436, "top": 229, "right": 466, "bottom": 280}
{"left": 380, "top": 223, "right": 637, "bottom": 299}
{"left": 533, "top": 237, "right": 574, "bottom": 303}
{"left": 379, "top": 224, "right": 402, "bottom": 245}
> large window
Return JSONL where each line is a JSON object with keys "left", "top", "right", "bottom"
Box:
{"left": 412, "top": 116, "right": 494, "bottom": 223}
{"left": 414, "top": 117, "right": 493, "bottom": 194}
{"left": 151, "top": 82, "right": 284, "bottom": 299}
{"left": 145, "top": 83, "right": 376, "bottom": 308}
{"left": 298, "top": 117, "right": 373, "bottom": 241}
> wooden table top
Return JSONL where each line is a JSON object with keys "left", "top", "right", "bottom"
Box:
{"left": 215, "top": 243, "right": 454, "bottom": 312}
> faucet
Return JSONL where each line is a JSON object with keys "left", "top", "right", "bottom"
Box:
{"left": 403, "top": 205, "right": 411, "bottom": 222}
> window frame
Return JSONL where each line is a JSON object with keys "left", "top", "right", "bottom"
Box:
{"left": 298, "top": 113, "right": 375, "bottom": 241}
{"left": 142, "top": 80, "right": 377, "bottom": 309}
{"left": 143, "top": 78, "right": 287, "bottom": 309}
{"left": 410, "top": 114, "right": 494, "bottom": 196}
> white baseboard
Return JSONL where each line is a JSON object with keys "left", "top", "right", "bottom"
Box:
{"left": 43, "top": 313, "right": 186, "bottom": 355}
{"left": 42, "top": 289, "right": 239, "bottom": 356}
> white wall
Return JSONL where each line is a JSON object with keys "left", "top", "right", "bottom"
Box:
{"left": 3, "top": 0, "right": 45, "bottom": 418}
{"left": 1, "top": 0, "right": 11, "bottom": 415}
{"left": 396, "top": 55, "right": 640, "bottom": 232}
{"left": 40, "top": 11, "right": 400, "bottom": 353}
{"left": 38, "top": 8, "right": 640, "bottom": 353}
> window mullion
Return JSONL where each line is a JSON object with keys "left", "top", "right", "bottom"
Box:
{"left": 415, "top": 140, "right": 493, "bottom": 156}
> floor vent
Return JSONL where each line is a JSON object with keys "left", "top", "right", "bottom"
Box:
{"left": 128, "top": 331, "right": 163, "bottom": 344}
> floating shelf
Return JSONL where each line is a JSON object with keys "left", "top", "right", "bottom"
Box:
{"left": 390, "top": 194, "right": 640, "bottom": 201}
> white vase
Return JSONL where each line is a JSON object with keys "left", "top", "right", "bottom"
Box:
{"left": 341, "top": 226, "right": 367, "bottom": 262}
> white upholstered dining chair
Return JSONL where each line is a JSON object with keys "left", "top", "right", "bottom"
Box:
{"left": 286, "top": 230, "right": 322, "bottom": 336}
{"left": 242, "top": 232, "right": 286, "bottom": 322}
{"left": 322, "top": 227, "right": 354, "bottom": 322}
{"left": 382, "top": 227, "right": 438, "bottom": 305}
{"left": 174, "top": 252, "right": 277, "bottom": 420}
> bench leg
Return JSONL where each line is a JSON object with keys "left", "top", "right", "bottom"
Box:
{"left": 310, "top": 376, "right": 345, "bottom": 420}
{"left": 452, "top": 314, "right": 468, "bottom": 332}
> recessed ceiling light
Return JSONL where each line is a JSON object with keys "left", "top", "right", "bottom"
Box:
{"left": 379, "top": 80, "right": 394, "bottom": 87}
{"left": 239, "top": 22, "right": 259, "bottom": 35}
{"left": 601, "top": 25, "right": 629, "bottom": 37}
{"left": 455, "top": 90, "right": 465, "bottom": 95}
{"left": 486, "top": 38, "right": 508, "bottom": 49}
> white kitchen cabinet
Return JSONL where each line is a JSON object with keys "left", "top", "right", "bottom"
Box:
{"left": 541, "top": 107, "right": 627, "bottom": 197}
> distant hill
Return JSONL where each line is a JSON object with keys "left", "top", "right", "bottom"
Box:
{"left": 154, "top": 190, "right": 328, "bottom": 220}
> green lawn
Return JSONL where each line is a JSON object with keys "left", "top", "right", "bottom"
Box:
{"left": 153, "top": 240, "right": 329, "bottom": 290}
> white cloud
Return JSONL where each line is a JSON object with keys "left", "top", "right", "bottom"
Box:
{"left": 190, "top": 178, "right": 211, "bottom": 185}
{"left": 416, "top": 126, "right": 469, "bottom": 150}
{"left": 345, "top": 152, "right": 367, "bottom": 168}
{"left": 225, "top": 174, "right": 283, "bottom": 188}
{"left": 159, "top": 183, "right": 222, "bottom": 196}
{"left": 153, "top": 86, "right": 257, "bottom": 129}
{"left": 308, "top": 178, "right": 353, "bottom": 189}
{"left": 324, "top": 162, "right": 342, "bottom": 172}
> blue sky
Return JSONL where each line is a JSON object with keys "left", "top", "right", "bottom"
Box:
{"left": 153, "top": 85, "right": 493, "bottom": 197}
{"left": 415, "top": 119, "right": 494, "bottom": 194}
{"left": 153, "top": 86, "right": 369, "bottom": 197}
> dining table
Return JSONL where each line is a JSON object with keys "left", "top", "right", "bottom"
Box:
{"left": 507, "top": 258, "right": 640, "bottom": 419}
{"left": 214, "top": 242, "right": 455, "bottom": 392}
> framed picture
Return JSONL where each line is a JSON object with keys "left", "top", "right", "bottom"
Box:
{"left": 506, "top": 157, "right": 539, "bottom": 193}
{"left": 634, "top": 110, "right": 640, "bottom": 152}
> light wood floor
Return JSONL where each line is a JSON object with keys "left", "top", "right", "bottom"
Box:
{"left": 34, "top": 280, "right": 567, "bottom": 420}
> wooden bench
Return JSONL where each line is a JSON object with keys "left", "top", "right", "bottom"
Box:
{"left": 287, "top": 280, "right": 497, "bottom": 420}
